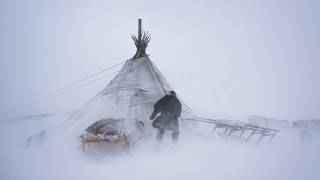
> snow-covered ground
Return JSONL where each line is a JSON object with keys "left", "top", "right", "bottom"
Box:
{"left": 1, "top": 114, "right": 320, "bottom": 180}
{"left": 2, "top": 1, "right": 320, "bottom": 179}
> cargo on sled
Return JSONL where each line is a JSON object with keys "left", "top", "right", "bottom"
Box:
{"left": 80, "top": 118, "right": 130, "bottom": 153}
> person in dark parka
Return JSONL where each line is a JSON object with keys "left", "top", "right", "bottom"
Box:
{"left": 150, "top": 91, "right": 182, "bottom": 142}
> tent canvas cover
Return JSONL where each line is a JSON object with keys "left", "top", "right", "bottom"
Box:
{"left": 67, "top": 20, "right": 194, "bottom": 137}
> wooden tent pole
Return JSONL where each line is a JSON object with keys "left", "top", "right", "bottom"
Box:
{"left": 138, "top": 19, "right": 142, "bottom": 40}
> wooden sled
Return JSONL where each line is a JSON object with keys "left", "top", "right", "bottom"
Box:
{"left": 80, "top": 133, "right": 130, "bottom": 154}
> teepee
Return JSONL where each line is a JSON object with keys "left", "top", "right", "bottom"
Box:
{"left": 70, "top": 19, "right": 194, "bottom": 135}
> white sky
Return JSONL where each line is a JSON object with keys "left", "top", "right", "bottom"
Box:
{"left": 1, "top": 0, "right": 320, "bottom": 121}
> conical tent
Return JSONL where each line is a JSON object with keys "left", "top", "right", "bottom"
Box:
{"left": 70, "top": 56, "right": 194, "bottom": 134}
{"left": 68, "top": 20, "right": 194, "bottom": 135}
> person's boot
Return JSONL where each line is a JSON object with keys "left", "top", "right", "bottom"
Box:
{"left": 156, "top": 128, "right": 165, "bottom": 143}
{"left": 172, "top": 131, "right": 179, "bottom": 143}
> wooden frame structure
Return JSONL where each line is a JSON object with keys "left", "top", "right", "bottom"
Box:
{"left": 132, "top": 19, "right": 151, "bottom": 59}
{"left": 183, "top": 117, "right": 279, "bottom": 143}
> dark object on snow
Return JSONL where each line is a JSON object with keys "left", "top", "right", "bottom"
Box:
{"left": 85, "top": 118, "right": 124, "bottom": 135}
{"left": 150, "top": 91, "right": 182, "bottom": 142}
{"left": 136, "top": 120, "right": 145, "bottom": 132}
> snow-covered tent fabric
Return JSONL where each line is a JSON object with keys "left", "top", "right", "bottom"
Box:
{"left": 68, "top": 56, "right": 194, "bottom": 135}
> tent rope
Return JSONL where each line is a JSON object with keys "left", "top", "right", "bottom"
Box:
{"left": 146, "top": 56, "right": 167, "bottom": 95}
{"left": 18, "top": 60, "right": 126, "bottom": 108}
{"left": 27, "top": 71, "right": 121, "bottom": 106}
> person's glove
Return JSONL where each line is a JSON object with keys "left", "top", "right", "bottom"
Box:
{"left": 149, "top": 111, "right": 157, "bottom": 120}
{"left": 151, "top": 120, "right": 158, "bottom": 128}
{"left": 151, "top": 116, "right": 161, "bottom": 128}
